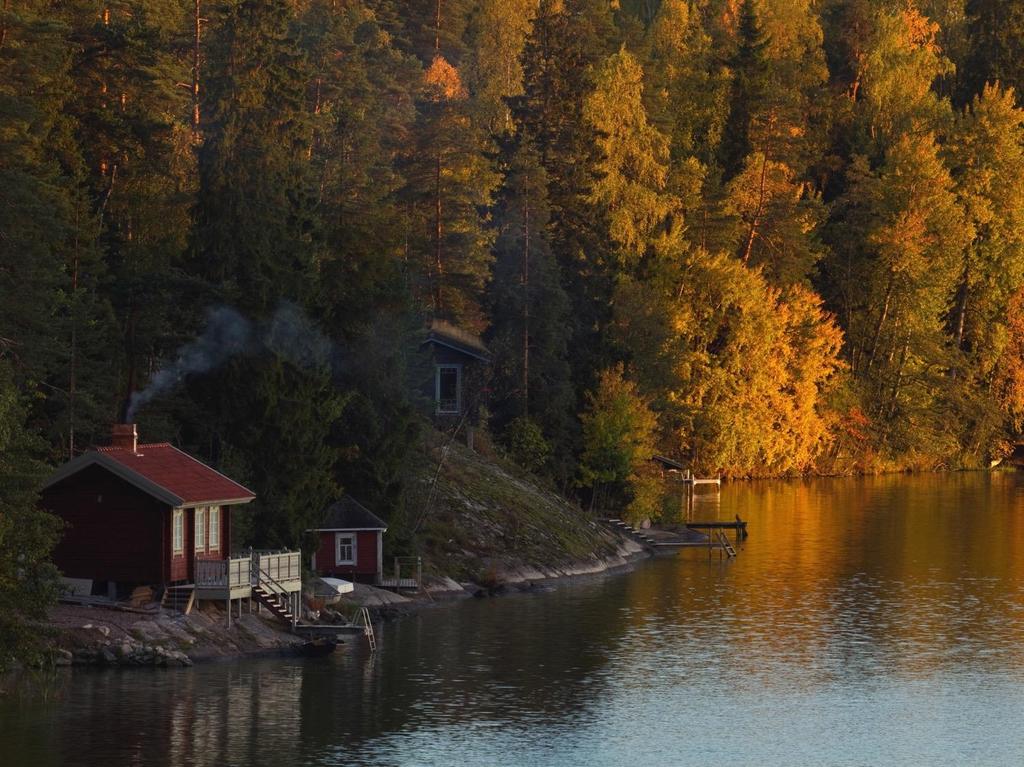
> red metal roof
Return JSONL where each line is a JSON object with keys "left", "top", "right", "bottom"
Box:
{"left": 94, "top": 443, "right": 255, "bottom": 506}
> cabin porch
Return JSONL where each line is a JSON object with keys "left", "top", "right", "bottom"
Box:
{"left": 192, "top": 550, "right": 302, "bottom": 599}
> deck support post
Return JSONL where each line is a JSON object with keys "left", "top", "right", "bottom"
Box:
{"left": 226, "top": 597, "right": 231, "bottom": 628}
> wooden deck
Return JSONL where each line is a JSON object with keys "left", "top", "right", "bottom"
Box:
{"left": 194, "top": 557, "right": 254, "bottom": 601}
{"left": 193, "top": 550, "right": 302, "bottom": 601}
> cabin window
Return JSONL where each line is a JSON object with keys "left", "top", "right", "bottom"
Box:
{"left": 435, "top": 364, "right": 461, "bottom": 414}
{"left": 335, "top": 533, "right": 357, "bottom": 566}
{"left": 195, "top": 507, "right": 206, "bottom": 552}
{"left": 209, "top": 506, "right": 220, "bottom": 550}
{"left": 173, "top": 509, "right": 183, "bottom": 554}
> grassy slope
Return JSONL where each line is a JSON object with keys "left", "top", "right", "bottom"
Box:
{"left": 402, "top": 430, "right": 623, "bottom": 583}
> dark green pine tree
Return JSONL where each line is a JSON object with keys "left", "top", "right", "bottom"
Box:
{"left": 60, "top": 1, "right": 197, "bottom": 423}
{"left": 0, "top": 358, "right": 61, "bottom": 671}
{"left": 401, "top": 53, "right": 496, "bottom": 327}
{"left": 718, "top": 0, "right": 770, "bottom": 181}
{"left": 1, "top": 2, "right": 122, "bottom": 458}
{"left": 397, "top": 0, "right": 475, "bottom": 66}
{"left": 513, "top": 0, "right": 615, "bottom": 401}
{"left": 196, "top": 0, "right": 316, "bottom": 311}
{"left": 184, "top": 0, "right": 341, "bottom": 548}
{"left": 297, "top": 1, "right": 423, "bottom": 525}
{"left": 0, "top": 3, "right": 74, "bottom": 390}
{"left": 487, "top": 137, "right": 576, "bottom": 479}
{"left": 962, "top": 0, "right": 1024, "bottom": 106}
{"left": 299, "top": 0, "right": 418, "bottom": 331}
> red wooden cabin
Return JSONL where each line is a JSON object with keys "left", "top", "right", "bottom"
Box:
{"left": 42, "top": 424, "right": 255, "bottom": 595}
{"left": 309, "top": 496, "right": 387, "bottom": 584}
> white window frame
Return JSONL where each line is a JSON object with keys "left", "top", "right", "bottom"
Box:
{"left": 435, "top": 364, "right": 462, "bottom": 415}
{"left": 173, "top": 509, "right": 184, "bottom": 555}
{"left": 195, "top": 507, "right": 206, "bottom": 552}
{"left": 208, "top": 506, "right": 220, "bottom": 551}
{"left": 335, "top": 533, "right": 357, "bottom": 566}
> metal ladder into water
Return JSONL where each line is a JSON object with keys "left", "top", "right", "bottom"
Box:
{"left": 358, "top": 606, "right": 377, "bottom": 652}
{"left": 717, "top": 530, "right": 737, "bottom": 558}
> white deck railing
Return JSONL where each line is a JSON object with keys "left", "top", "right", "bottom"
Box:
{"left": 195, "top": 556, "right": 252, "bottom": 588}
{"left": 251, "top": 550, "right": 302, "bottom": 589}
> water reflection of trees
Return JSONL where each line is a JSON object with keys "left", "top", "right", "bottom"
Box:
{"left": 0, "top": 663, "right": 308, "bottom": 767}
{"left": 298, "top": 584, "right": 636, "bottom": 756}
{"left": 635, "top": 474, "right": 1024, "bottom": 686}
{"left": 5, "top": 475, "right": 1024, "bottom": 764}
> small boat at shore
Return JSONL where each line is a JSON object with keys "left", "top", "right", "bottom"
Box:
{"left": 300, "top": 638, "right": 339, "bottom": 657}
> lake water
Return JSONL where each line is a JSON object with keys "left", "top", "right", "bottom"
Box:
{"left": 4, "top": 474, "right": 1024, "bottom": 766}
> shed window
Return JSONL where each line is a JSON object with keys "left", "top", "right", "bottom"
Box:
{"left": 436, "top": 364, "right": 461, "bottom": 414}
{"left": 195, "top": 507, "right": 206, "bottom": 552}
{"left": 209, "top": 506, "right": 220, "bottom": 550}
{"left": 335, "top": 533, "right": 357, "bottom": 566}
{"left": 173, "top": 509, "right": 183, "bottom": 554}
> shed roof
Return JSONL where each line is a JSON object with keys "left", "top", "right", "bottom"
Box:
{"left": 422, "top": 319, "right": 491, "bottom": 362}
{"left": 652, "top": 454, "right": 686, "bottom": 471}
{"left": 313, "top": 496, "right": 387, "bottom": 531}
{"left": 43, "top": 443, "right": 256, "bottom": 508}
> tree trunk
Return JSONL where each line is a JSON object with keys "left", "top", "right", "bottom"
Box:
{"left": 0, "top": 0, "right": 10, "bottom": 51}
{"left": 434, "top": 153, "right": 444, "bottom": 313}
{"left": 522, "top": 199, "right": 530, "bottom": 417}
{"left": 434, "top": 0, "right": 442, "bottom": 54}
{"left": 192, "top": 0, "right": 201, "bottom": 134}
{"left": 887, "top": 339, "right": 909, "bottom": 420}
{"left": 122, "top": 303, "right": 138, "bottom": 423}
{"left": 742, "top": 153, "right": 769, "bottom": 265}
{"left": 866, "top": 272, "right": 895, "bottom": 374}
{"left": 69, "top": 210, "right": 80, "bottom": 459}
{"left": 954, "top": 264, "right": 970, "bottom": 350}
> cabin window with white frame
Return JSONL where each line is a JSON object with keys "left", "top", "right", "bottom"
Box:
{"left": 208, "top": 506, "right": 220, "bottom": 550}
{"left": 335, "top": 533, "right": 356, "bottom": 565}
{"left": 173, "top": 509, "right": 184, "bottom": 554}
{"left": 195, "top": 507, "right": 206, "bottom": 552}
{"left": 436, "top": 364, "right": 461, "bottom": 414}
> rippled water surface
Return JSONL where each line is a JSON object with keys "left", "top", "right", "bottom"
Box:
{"left": 4, "top": 474, "right": 1024, "bottom": 766}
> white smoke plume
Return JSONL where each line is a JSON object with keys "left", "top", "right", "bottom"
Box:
{"left": 126, "top": 302, "right": 333, "bottom": 421}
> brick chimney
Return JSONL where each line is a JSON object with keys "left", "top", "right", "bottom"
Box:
{"left": 111, "top": 423, "right": 138, "bottom": 452}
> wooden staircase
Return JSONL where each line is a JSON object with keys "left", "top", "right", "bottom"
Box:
{"left": 161, "top": 584, "right": 195, "bottom": 615}
{"left": 252, "top": 584, "right": 294, "bottom": 625}
{"left": 604, "top": 518, "right": 658, "bottom": 548}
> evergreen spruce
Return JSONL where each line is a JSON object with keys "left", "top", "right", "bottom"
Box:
{"left": 718, "top": 0, "right": 770, "bottom": 181}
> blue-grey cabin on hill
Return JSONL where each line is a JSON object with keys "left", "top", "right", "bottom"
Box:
{"left": 420, "top": 320, "right": 491, "bottom": 426}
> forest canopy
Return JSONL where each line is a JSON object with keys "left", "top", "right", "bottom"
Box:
{"left": 4, "top": 0, "right": 1024, "bottom": 545}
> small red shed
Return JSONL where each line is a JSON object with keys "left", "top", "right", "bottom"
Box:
{"left": 309, "top": 496, "right": 387, "bottom": 584}
{"left": 42, "top": 424, "right": 255, "bottom": 595}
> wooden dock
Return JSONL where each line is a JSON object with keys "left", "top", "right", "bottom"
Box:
{"left": 295, "top": 606, "right": 377, "bottom": 651}
{"left": 603, "top": 518, "right": 741, "bottom": 558}
{"left": 686, "top": 518, "right": 748, "bottom": 539}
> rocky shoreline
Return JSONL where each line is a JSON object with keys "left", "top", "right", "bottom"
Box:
{"left": 30, "top": 536, "right": 648, "bottom": 670}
